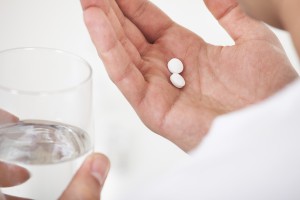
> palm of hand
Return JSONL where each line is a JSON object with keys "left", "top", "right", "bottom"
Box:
{"left": 82, "top": 0, "right": 297, "bottom": 151}
{"left": 136, "top": 26, "right": 296, "bottom": 151}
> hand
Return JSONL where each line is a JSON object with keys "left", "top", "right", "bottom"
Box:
{"left": 0, "top": 109, "right": 110, "bottom": 200}
{"left": 237, "top": 0, "right": 300, "bottom": 55}
{"left": 235, "top": 0, "right": 283, "bottom": 28}
{"left": 81, "top": 0, "right": 298, "bottom": 151}
{"left": 0, "top": 154, "right": 109, "bottom": 200}
{"left": 59, "top": 153, "right": 110, "bottom": 200}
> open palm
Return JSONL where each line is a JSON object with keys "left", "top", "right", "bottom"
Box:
{"left": 81, "top": 0, "right": 298, "bottom": 151}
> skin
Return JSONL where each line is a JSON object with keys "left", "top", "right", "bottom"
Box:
{"left": 0, "top": 109, "right": 110, "bottom": 200}
{"left": 81, "top": 0, "right": 298, "bottom": 151}
{"left": 0, "top": 110, "right": 29, "bottom": 190}
{"left": 236, "top": 0, "right": 283, "bottom": 28}
{"left": 237, "top": 0, "right": 300, "bottom": 55}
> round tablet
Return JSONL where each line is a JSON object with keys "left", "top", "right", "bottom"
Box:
{"left": 170, "top": 73, "right": 185, "bottom": 89}
{"left": 168, "top": 58, "right": 184, "bottom": 74}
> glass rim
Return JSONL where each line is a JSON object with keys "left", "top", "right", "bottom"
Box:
{"left": 0, "top": 47, "right": 93, "bottom": 95}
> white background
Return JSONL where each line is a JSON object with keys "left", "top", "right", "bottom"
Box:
{"left": 0, "top": 0, "right": 299, "bottom": 199}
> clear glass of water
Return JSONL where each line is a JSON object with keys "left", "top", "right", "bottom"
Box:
{"left": 0, "top": 47, "right": 93, "bottom": 199}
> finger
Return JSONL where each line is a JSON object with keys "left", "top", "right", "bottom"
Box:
{"left": 81, "top": 0, "right": 147, "bottom": 65}
{"left": 0, "top": 109, "right": 18, "bottom": 125}
{"left": 59, "top": 153, "right": 110, "bottom": 200}
{"left": 82, "top": 5, "right": 147, "bottom": 106}
{"left": 108, "top": 0, "right": 149, "bottom": 53}
{"left": 0, "top": 162, "right": 30, "bottom": 187}
{"left": 115, "top": 0, "right": 174, "bottom": 43}
{"left": 204, "top": 0, "right": 277, "bottom": 43}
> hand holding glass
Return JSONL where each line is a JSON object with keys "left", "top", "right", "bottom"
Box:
{"left": 0, "top": 47, "right": 93, "bottom": 199}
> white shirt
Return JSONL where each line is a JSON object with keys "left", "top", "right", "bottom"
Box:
{"left": 125, "top": 78, "right": 300, "bottom": 200}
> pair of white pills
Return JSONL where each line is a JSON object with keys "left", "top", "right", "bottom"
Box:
{"left": 167, "top": 58, "right": 185, "bottom": 89}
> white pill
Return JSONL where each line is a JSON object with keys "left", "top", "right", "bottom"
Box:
{"left": 168, "top": 58, "right": 184, "bottom": 74}
{"left": 170, "top": 73, "right": 185, "bottom": 89}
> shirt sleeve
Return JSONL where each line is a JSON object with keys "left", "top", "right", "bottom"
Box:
{"left": 121, "top": 79, "right": 300, "bottom": 200}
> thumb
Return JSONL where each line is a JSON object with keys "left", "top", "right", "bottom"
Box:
{"left": 204, "top": 0, "right": 276, "bottom": 43}
{"left": 59, "top": 153, "right": 110, "bottom": 200}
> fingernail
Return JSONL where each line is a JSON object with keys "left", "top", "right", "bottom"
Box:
{"left": 91, "top": 154, "right": 109, "bottom": 185}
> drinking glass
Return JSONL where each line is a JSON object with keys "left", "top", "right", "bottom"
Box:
{"left": 0, "top": 47, "right": 93, "bottom": 199}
